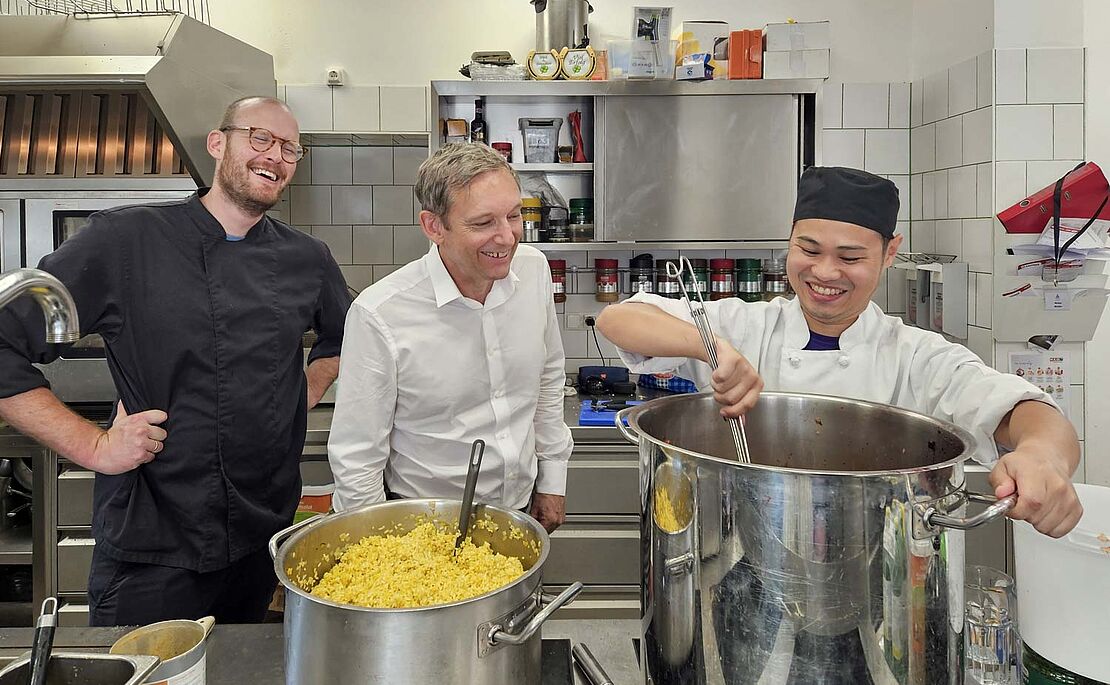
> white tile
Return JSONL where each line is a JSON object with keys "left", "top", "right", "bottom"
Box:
{"left": 339, "top": 265, "right": 374, "bottom": 292}
{"left": 889, "top": 83, "right": 910, "bottom": 128}
{"left": 1027, "top": 160, "right": 1083, "bottom": 195}
{"left": 1070, "top": 389, "right": 1084, "bottom": 441}
{"left": 888, "top": 175, "right": 910, "bottom": 221}
{"left": 823, "top": 81, "right": 843, "bottom": 129}
{"left": 975, "top": 272, "right": 992, "bottom": 327}
{"left": 380, "top": 86, "right": 428, "bottom": 133}
{"left": 312, "top": 225, "right": 353, "bottom": 264}
{"left": 290, "top": 154, "right": 312, "bottom": 185}
{"left": 923, "top": 70, "right": 949, "bottom": 124}
{"left": 962, "top": 107, "right": 993, "bottom": 165}
{"left": 353, "top": 147, "right": 393, "bottom": 185}
{"left": 976, "top": 163, "right": 993, "bottom": 218}
{"left": 373, "top": 185, "right": 416, "bottom": 224}
{"left": 977, "top": 51, "right": 993, "bottom": 108}
{"left": 933, "top": 169, "right": 949, "bottom": 220}
{"left": 373, "top": 265, "right": 402, "bottom": 282}
{"left": 1053, "top": 104, "right": 1084, "bottom": 160}
{"left": 872, "top": 269, "right": 889, "bottom": 309}
{"left": 290, "top": 185, "right": 331, "bottom": 225}
{"left": 967, "top": 272, "right": 978, "bottom": 327}
{"left": 331, "top": 186, "right": 373, "bottom": 224}
{"left": 995, "top": 161, "right": 1027, "bottom": 211}
{"left": 936, "top": 219, "right": 963, "bottom": 258}
{"left": 285, "top": 84, "right": 333, "bottom": 132}
{"left": 949, "top": 57, "right": 979, "bottom": 116}
{"left": 911, "top": 220, "right": 936, "bottom": 253}
{"left": 821, "top": 129, "right": 865, "bottom": 168}
{"left": 393, "top": 225, "right": 430, "bottom": 264}
{"left": 996, "top": 105, "right": 1054, "bottom": 161}
{"left": 352, "top": 225, "right": 394, "bottom": 264}
{"left": 910, "top": 79, "right": 924, "bottom": 128}
{"left": 1027, "top": 48, "right": 1084, "bottom": 104}
{"left": 393, "top": 147, "right": 428, "bottom": 186}
{"left": 910, "top": 124, "right": 936, "bottom": 174}
{"left": 895, "top": 221, "right": 909, "bottom": 239}
{"left": 967, "top": 325, "right": 994, "bottom": 365}
{"left": 843, "top": 83, "right": 889, "bottom": 128}
{"left": 935, "top": 116, "right": 963, "bottom": 169}
{"left": 947, "top": 165, "right": 978, "bottom": 219}
{"left": 963, "top": 218, "right": 993, "bottom": 273}
{"left": 275, "top": 83, "right": 286, "bottom": 102}
{"left": 1089, "top": 438, "right": 1110, "bottom": 488}
{"left": 864, "top": 130, "right": 909, "bottom": 175}
{"left": 921, "top": 172, "right": 936, "bottom": 220}
{"left": 886, "top": 264, "right": 907, "bottom": 313}
{"left": 911, "top": 173, "right": 923, "bottom": 221}
{"left": 995, "top": 49, "right": 1027, "bottom": 105}
{"left": 333, "top": 86, "right": 381, "bottom": 132}
{"left": 309, "top": 146, "right": 352, "bottom": 185}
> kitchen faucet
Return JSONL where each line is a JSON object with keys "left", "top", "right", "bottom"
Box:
{"left": 0, "top": 269, "right": 80, "bottom": 343}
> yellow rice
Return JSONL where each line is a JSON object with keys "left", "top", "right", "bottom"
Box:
{"left": 309, "top": 521, "right": 526, "bottom": 608}
{"left": 654, "top": 485, "right": 692, "bottom": 533}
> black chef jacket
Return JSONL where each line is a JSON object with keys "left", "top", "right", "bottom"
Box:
{"left": 0, "top": 193, "right": 352, "bottom": 571}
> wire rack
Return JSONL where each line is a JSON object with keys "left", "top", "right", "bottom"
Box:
{"left": 1, "top": 0, "right": 209, "bottom": 22}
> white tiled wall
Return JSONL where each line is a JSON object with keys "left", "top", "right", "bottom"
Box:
{"left": 284, "top": 84, "right": 429, "bottom": 133}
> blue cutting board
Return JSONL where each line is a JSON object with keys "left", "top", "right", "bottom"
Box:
{"left": 578, "top": 399, "right": 644, "bottom": 426}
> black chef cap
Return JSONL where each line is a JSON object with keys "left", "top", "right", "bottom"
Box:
{"left": 792, "top": 166, "right": 899, "bottom": 238}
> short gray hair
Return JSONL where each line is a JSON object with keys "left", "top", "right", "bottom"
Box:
{"left": 415, "top": 143, "right": 519, "bottom": 217}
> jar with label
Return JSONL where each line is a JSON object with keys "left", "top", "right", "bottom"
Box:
{"left": 547, "top": 206, "right": 571, "bottom": 242}
{"left": 569, "top": 198, "right": 594, "bottom": 242}
{"left": 735, "top": 258, "right": 763, "bottom": 303}
{"left": 656, "top": 259, "right": 682, "bottom": 299}
{"left": 762, "top": 257, "right": 789, "bottom": 300}
{"left": 629, "top": 253, "right": 654, "bottom": 294}
{"left": 549, "top": 259, "right": 566, "bottom": 303}
{"left": 595, "top": 259, "right": 619, "bottom": 303}
{"left": 521, "top": 197, "right": 543, "bottom": 243}
{"left": 688, "top": 258, "right": 709, "bottom": 297}
{"left": 709, "top": 258, "right": 735, "bottom": 300}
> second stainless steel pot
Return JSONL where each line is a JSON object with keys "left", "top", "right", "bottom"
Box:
{"left": 269, "top": 499, "right": 581, "bottom": 685}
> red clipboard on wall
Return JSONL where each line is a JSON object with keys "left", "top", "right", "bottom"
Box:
{"left": 997, "top": 161, "right": 1110, "bottom": 234}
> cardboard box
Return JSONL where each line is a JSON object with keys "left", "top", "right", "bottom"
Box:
{"left": 763, "top": 20, "right": 831, "bottom": 52}
{"left": 676, "top": 61, "right": 713, "bottom": 81}
{"left": 763, "top": 49, "right": 830, "bottom": 79}
{"left": 728, "top": 29, "right": 763, "bottom": 79}
{"left": 675, "top": 20, "right": 729, "bottom": 78}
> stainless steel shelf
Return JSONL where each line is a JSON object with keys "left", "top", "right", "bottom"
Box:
{"left": 433, "top": 79, "right": 823, "bottom": 97}
{"left": 0, "top": 525, "right": 33, "bottom": 566}
{"left": 528, "top": 241, "right": 789, "bottom": 252}
{"left": 511, "top": 163, "right": 593, "bottom": 173}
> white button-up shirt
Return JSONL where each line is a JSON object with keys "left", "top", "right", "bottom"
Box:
{"left": 615, "top": 293, "right": 1054, "bottom": 465}
{"left": 328, "top": 244, "right": 573, "bottom": 511}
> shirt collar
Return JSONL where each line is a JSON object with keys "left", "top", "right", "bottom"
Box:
{"left": 424, "top": 244, "right": 521, "bottom": 309}
{"left": 186, "top": 188, "right": 270, "bottom": 241}
{"left": 782, "top": 296, "right": 879, "bottom": 350}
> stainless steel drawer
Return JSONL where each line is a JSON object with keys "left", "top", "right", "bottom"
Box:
{"left": 57, "top": 468, "right": 95, "bottom": 527}
{"left": 565, "top": 458, "right": 639, "bottom": 515}
{"left": 546, "top": 518, "right": 640, "bottom": 586}
{"left": 57, "top": 602, "right": 89, "bottom": 628}
{"left": 546, "top": 585, "right": 640, "bottom": 620}
{"left": 57, "top": 537, "right": 95, "bottom": 593}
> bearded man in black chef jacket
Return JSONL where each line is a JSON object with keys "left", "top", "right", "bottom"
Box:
{"left": 0, "top": 96, "right": 352, "bottom": 626}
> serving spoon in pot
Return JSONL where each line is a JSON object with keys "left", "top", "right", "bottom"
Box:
{"left": 455, "top": 439, "right": 486, "bottom": 553}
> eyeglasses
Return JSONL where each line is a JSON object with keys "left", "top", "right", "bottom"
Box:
{"left": 220, "top": 126, "right": 306, "bottom": 163}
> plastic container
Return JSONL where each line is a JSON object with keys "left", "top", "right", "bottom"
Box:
{"left": 549, "top": 259, "right": 567, "bottom": 304}
{"left": 735, "top": 258, "right": 763, "bottom": 303}
{"left": 709, "top": 258, "right": 735, "bottom": 300}
{"left": 595, "top": 259, "right": 619, "bottom": 303}
{"left": 522, "top": 197, "right": 543, "bottom": 243}
{"left": 606, "top": 39, "right": 678, "bottom": 80}
{"left": 629, "top": 253, "right": 654, "bottom": 294}
{"left": 519, "top": 118, "right": 563, "bottom": 163}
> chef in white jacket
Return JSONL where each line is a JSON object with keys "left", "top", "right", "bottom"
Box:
{"left": 597, "top": 166, "right": 1082, "bottom": 537}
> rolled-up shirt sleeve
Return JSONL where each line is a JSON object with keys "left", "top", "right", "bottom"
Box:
{"left": 327, "top": 303, "right": 397, "bottom": 511}
{"left": 534, "top": 264, "right": 573, "bottom": 496}
{"left": 308, "top": 242, "right": 353, "bottom": 364}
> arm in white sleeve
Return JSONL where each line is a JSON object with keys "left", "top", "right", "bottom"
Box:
{"left": 599, "top": 293, "right": 704, "bottom": 374}
{"left": 534, "top": 269, "right": 573, "bottom": 495}
{"left": 326, "top": 304, "right": 398, "bottom": 511}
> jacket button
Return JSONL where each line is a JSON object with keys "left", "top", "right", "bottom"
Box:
{"left": 838, "top": 356, "right": 850, "bottom": 368}
{"left": 788, "top": 356, "right": 801, "bottom": 368}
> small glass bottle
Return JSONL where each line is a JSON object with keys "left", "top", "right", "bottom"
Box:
{"left": 521, "top": 197, "right": 543, "bottom": 243}
{"left": 547, "top": 206, "right": 571, "bottom": 243}
{"left": 762, "top": 257, "right": 789, "bottom": 301}
{"left": 569, "top": 198, "right": 594, "bottom": 242}
{"left": 595, "top": 258, "right": 619, "bottom": 303}
{"left": 629, "top": 253, "right": 654, "bottom": 294}
{"left": 656, "top": 259, "right": 682, "bottom": 299}
{"left": 735, "top": 258, "right": 763, "bottom": 303}
{"left": 709, "top": 258, "right": 735, "bottom": 300}
{"left": 549, "top": 259, "right": 567, "bottom": 303}
{"left": 470, "top": 98, "right": 487, "bottom": 145}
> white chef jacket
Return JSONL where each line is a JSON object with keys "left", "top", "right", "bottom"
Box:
{"left": 327, "top": 244, "right": 573, "bottom": 512}
{"left": 615, "top": 293, "right": 1054, "bottom": 465}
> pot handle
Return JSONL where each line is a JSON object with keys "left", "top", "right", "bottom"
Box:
{"left": 268, "top": 515, "right": 323, "bottom": 560}
{"left": 921, "top": 492, "right": 1016, "bottom": 531}
{"left": 614, "top": 407, "right": 638, "bottom": 445}
{"left": 487, "top": 582, "right": 583, "bottom": 647}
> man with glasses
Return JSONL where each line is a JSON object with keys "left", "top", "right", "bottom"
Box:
{"left": 0, "top": 96, "right": 352, "bottom": 625}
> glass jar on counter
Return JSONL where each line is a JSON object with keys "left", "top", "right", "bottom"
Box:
{"left": 735, "top": 258, "right": 763, "bottom": 302}
{"left": 547, "top": 206, "right": 571, "bottom": 243}
{"left": 762, "top": 257, "right": 789, "bottom": 300}
{"left": 569, "top": 198, "right": 594, "bottom": 243}
{"left": 521, "top": 197, "right": 543, "bottom": 243}
{"left": 629, "top": 253, "right": 654, "bottom": 294}
{"left": 709, "top": 258, "right": 735, "bottom": 300}
{"left": 595, "top": 258, "right": 619, "bottom": 303}
{"left": 549, "top": 259, "right": 567, "bottom": 303}
{"left": 656, "top": 259, "right": 682, "bottom": 299}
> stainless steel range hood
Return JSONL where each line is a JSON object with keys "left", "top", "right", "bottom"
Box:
{"left": 0, "top": 14, "right": 275, "bottom": 185}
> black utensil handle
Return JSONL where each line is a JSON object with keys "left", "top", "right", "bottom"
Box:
{"left": 27, "top": 623, "right": 54, "bottom": 685}
{"left": 456, "top": 439, "right": 486, "bottom": 546}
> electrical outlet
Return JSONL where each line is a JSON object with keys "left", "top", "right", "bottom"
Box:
{"left": 565, "top": 313, "right": 587, "bottom": 330}
{"left": 326, "top": 67, "right": 345, "bottom": 86}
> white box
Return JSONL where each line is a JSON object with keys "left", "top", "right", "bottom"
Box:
{"left": 675, "top": 62, "right": 712, "bottom": 80}
{"left": 763, "top": 49, "right": 829, "bottom": 79}
{"left": 764, "top": 21, "right": 830, "bottom": 52}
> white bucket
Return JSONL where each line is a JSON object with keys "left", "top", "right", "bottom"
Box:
{"left": 1013, "top": 483, "right": 1110, "bottom": 682}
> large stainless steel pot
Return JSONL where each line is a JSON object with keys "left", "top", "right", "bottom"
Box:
{"left": 617, "top": 392, "right": 1015, "bottom": 685}
{"left": 531, "top": 0, "right": 592, "bottom": 51}
{"left": 269, "top": 499, "right": 581, "bottom": 685}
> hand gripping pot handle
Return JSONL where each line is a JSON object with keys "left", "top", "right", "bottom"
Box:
{"left": 920, "top": 492, "right": 1017, "bottom": 531}
{"left": 487, "top": 582, "right": 583, "bottom": 647}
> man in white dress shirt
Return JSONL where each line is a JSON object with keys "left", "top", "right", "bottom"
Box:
{"left": 327, "top": 143, "right": 573, "bottom": 532}
{"left": 598, "top": 166, "right": 1083, "bottom": 538}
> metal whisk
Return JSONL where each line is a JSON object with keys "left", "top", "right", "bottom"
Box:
{"left": 665, "top": 258, "right": 752, "bottom": 464}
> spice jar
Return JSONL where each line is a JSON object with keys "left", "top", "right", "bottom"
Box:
{"left": 762, "top": 257, "right": 789, "bottom": 300}
{"left": 569, "top": 198, "right": 594, "bottom": 243}
{"left": 629, "top": 253, "right": 654, "bottom": 294}
{"left": 492, "top": 142, "right": 512, "bottom": 162}
{"left": 595, "top": 259, "right": 619, "bottom": 303}
{"left": 709, "top": 258, "right": 735, "bottom": 300}
{"left": 547, "top": 206, "right": 571, "bottom": 242}
{"left": 521, "top": 197, "right": 543, "bottom": 243}
{"left": 688, "top": 258, "right": 709, "bottom": 297}
{"left": 735, "top": 258, "right": 763, "bottom": 303}
{"left": 549, "top": 259, "right": 567, "bottom": 303}
{"left": 656, "top": 259, "right": 682, "bottom": 299}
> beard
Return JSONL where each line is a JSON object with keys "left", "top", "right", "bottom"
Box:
{"left": 216, "top": 159, "right": 285, "bottom": 216}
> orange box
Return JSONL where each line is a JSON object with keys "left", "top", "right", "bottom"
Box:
{"left": 728, "top": 29, "right": 763, "bottom": 79}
